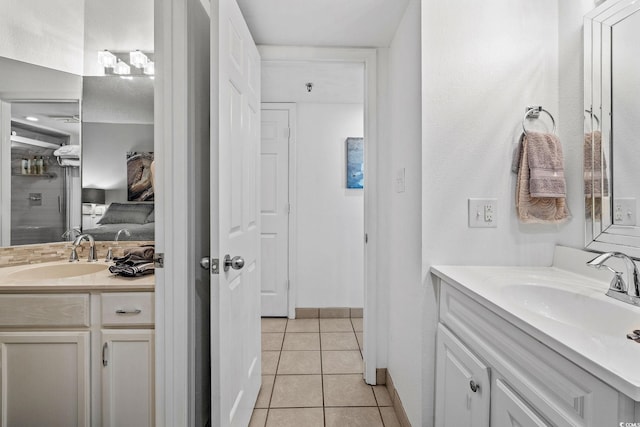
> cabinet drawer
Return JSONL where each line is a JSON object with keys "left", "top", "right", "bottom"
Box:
{"left": 101, "top": 293, "right": 154, "bottom": 327}
{"left": 0, "top": 294, "right": 89, "bottom": 328}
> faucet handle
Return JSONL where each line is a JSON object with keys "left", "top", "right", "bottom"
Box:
{"left": 610, "top": 272, "right": 628, "bottom": 293}
{"left": 105, "top": 247, "right": 114, "bottom": 262}
{"left": 69, "top": 247, "right": 79, "bottom": 262}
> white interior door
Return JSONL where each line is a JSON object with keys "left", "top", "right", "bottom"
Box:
{"left": 210, "top": 0, "right": 261, "bottom": 426}
{"left": 260, "top": 107, "right": 290, "bottom": 316}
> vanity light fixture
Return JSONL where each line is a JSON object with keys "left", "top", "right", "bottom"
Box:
{"left": 98, "top": 50, "right": 117, "bottom": 68}
{"left": 143, "top": 61, "right": 155, "bottom": 76}
{"left": 130, "top": 50, "right": 149, "bottom": 68}
{"left": 113, "top": 59, "right": 131, "bottom": 76}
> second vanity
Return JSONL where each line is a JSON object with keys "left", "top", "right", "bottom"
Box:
{"left": 0, "top": 260, "right": 155, "bottom": 427}
{"left": 431, "top": 246, "right": 640, "bottom": 426}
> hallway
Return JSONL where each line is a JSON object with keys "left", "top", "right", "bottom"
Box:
{"left": 250, "top": 316, "right": 401, "bottom": 426}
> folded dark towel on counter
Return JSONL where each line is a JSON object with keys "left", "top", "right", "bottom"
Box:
{"left": 110, "top": 245, "right": 155, "bottom": 277}
{"left": 123, "top": 245, "right": 155, "bottom": 260}
{"left": 109, "top": 262, "right": 155, "bottom": 277}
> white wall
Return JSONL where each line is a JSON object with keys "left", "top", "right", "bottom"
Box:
{"left": 413, "top": 0, "right": 594, "bottom": 425}
{"left": 296, "top": 103, "right": 365, "bottom": 308}
{"left": 378, "top": 1, "right": 422, "bottom": 425}
{"left": 0, "top": 0, "right": 84, "bottom": 75}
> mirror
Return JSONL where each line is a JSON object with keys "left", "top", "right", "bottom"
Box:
{"left": 585, "top": 0, "right": 640, "bottom": 257}
{"left": 0, "top": 0, "right": 154, "bottom": 245}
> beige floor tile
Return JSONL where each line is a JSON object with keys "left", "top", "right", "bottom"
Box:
{"left": 261, "top": 351, "right": 280, "bottom": 375}
{"left": 261, "top": 333, "right": 284, "bottom": 351}
{"left": 351, "top": 318, "right": 363, "bottom": 332}
{"left": 249, "top": 408, "right": 268, "bottom": 427}
{"left": 286, "top": 318, "right": 320, "bottom": 333}
{"left": 255, "top": 375, "right": 275, "bottom": 408}
{"left": 379, "top": 406, "right": 401, "bottom": 427}
{"left": 270, "top": 375, "right": 323, "bottom": 408}
{"left": 320, "top": 318, "right": 354, "bottom": 332}
{"left": 262, "top": 318, "right": 287, "bottom": 333}
{"left": 277, "top": 351, "right": 321, "bottom": 375}
{"left": 266, "top": 408, "right": 324, "bottom": 427}
{"left": 324, "top": 407, "right": 384, "bottom": 427}
{"left": 282, "top": 332, "right": 320, "bottom": 350}
{"left": 321, "top": 332, "right": 359, "bottom": 350}
{"left": 355, "top": 332, "right": 364, "bottom": 349}
{"left": 350, "top": 308, "right": 363, "bottom": 318}
{"left": 323, "top": 374, "right": 377, "bottom": 407}
{"left": 322, "top": 350, "right": 363, "bottom": 374}
{"left": 372, "top": 386, "right": 392, "bottom": 406}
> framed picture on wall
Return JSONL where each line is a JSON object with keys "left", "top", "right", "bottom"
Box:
{"left": 127, "top": 151, "right": 155, "bottom": 201}
{"left": 346, "top": 137, "right": 364, "bottom": 189}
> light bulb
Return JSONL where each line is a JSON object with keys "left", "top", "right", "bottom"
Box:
{"left": 98, "top": 50, "right": 117, "bottom": 68}
{"left": 114, "top": 59, "right": 131, "bottom": 75}
{"left": 130, "top": 50, "right": 149, "bottom": 68}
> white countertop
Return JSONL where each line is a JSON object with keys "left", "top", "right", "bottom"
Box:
{"left": 432, "top": 247, "right": 640, "bottom": 401}
{"left": 0, "top": 260, "right": 154, "bottom": 292}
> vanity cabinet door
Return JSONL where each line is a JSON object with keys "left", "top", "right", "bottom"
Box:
{"left": 0, "top": 331, "right": 90, "bottom": 427}
{"left": 491, "top": 378, "right": 551, "bottom": 427}
{"left": 101, "top": 330, "right": 155, "bottom": 427}
{"left": 435, "top": 324, "right": 490, "bottom": 427}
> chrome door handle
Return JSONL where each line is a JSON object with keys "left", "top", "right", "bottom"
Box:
{"left": 469, "top": 380, "right": 480, "bottom": 393}
{"left": 115, "top": 309, "right": 142, "bottom": 315}
{"left": 200, "top": 257, "right": 210, "bottom": 270}
{"left": 224, "top": 255, "right": 245, "bottom": 272}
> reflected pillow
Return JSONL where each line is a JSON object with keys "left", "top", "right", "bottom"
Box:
{"left": 97, "top": 203, "right": 154, "bottom": 225}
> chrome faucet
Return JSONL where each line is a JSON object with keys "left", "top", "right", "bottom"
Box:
{"left": 587, "top": 251, "right": 640, "bottom": 306}
{"left": 70, "top": 234, "right": 98, "bottom": 263}
{"left": 105, "top": 229, "right": 131, "bottom": 262}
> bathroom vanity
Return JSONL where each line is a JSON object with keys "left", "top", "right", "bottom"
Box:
{"left": 0, "top": 260, "right": 154, "bottom": 427}
{"left": 431, "top": 247, "right": 640, "bottom": 426}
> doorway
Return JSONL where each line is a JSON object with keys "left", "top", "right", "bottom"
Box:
{"left": 258, "top": 47, "right": 378, "bottom": 385}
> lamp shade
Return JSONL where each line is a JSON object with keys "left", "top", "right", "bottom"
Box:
{"left": 82, "top": 188, "right": 105, "bottom": 204}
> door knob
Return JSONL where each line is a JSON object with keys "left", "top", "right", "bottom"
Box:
{"left": 200, "top": 257, "right": 210, "bottom": 270}
{"left": 224, "top": 255, "right": 245, "bottom": 272}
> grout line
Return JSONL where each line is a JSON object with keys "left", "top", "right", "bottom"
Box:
{"left": 319, "top": 328, "right": 326, "bottom": 427}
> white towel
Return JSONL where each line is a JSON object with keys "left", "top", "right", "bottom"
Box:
{"left": 53, "top": 144, "right": 81, "bottom": 158}
{"left": 58, "top": 158, "right": 80, "bottom": 167}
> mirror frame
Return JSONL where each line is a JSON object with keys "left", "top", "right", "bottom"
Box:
{"left": 584, "top": 0, "right": 640, "bottom": 257}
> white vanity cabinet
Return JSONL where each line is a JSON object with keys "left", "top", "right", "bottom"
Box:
{"left": 0, "top": 290, "right": 154, "bottom": 427}
{"left": 434, "top": 276, "right": 632, "bottom": 427}
{"left": 97, "top": 292, "right": 154, "bottom": 427}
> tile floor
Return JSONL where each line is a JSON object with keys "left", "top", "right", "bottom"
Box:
{"left": 251, "top": 317, "right": 401, "bottom": 427}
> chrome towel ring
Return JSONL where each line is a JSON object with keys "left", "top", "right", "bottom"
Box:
{"left": 584, "top": 109, "right": 601, "bottom": 131}
{"left": 522, "top": 106, "right": 556, "bottom": 135}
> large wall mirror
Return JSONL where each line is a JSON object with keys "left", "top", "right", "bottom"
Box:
{"left": 585, "top": 0, "right": 640, "bottom": 257}
{"left": 0, "top": 0, "right": 154, "bottom": 245}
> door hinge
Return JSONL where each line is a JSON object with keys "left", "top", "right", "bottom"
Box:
{"left": 365, "top": 233, "right": 369, "bottom": 244}
{"left": 211, "top": 258, "right": 220, "bottom": 275}
{"left": 154, "top": 253, "right": 165, "bottom": 268}
{"left": 286, "top": 279, "right": 290, "bottom": 291}
{"left": 284, "top": 128, "right": 291, "bottom": 138}
{"left": 287, "top": 204, "right": 291, "bottom": 214}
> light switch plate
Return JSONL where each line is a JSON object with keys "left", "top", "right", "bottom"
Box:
{"left": 468, "top": 198, "right": 498, "bottom": 228}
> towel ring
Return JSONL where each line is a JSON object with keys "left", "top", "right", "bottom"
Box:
{"left": 522, "top": 107, "right": 556, "bottom": 135}
{"left": 584, "top": 109, "right": 600, "bottom": 130}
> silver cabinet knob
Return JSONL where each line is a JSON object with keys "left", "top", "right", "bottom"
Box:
{"left": 469, "top": 380, "right": 480, "bottom": 393}
{"left": 224, "top": 255, "right": 245, "bottom": 272}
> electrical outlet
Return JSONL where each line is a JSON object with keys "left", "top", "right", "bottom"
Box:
{"left": 614, "top": 198, "right": 636, "bottom": 226}
{"left": 469, "top": 198, "right": 498, "bottom": 228}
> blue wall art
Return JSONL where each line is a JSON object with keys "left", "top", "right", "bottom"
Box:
{"left": 346, "top": 137, "right": 364, "bottom": 189}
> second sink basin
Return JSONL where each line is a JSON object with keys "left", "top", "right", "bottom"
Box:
{"left": 5, "top": 262, "right": 109, "bottom": 282}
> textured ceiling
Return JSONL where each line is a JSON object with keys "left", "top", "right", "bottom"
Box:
{"left": 237, "top": 0, "right": 410, "bottom": 47}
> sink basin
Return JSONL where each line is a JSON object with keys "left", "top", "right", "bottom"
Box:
{"left": 5, "top": 262, "right": 109, "bottom": 282}
{"left": 503, "top": 284, "right": 640, "bottom": 337}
